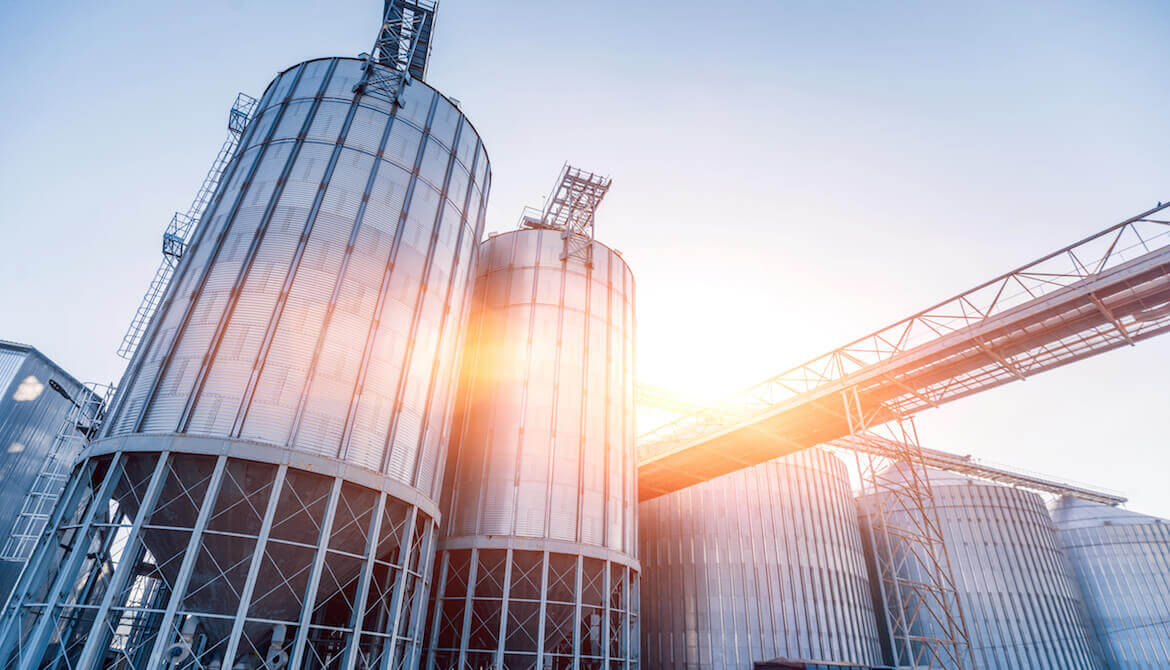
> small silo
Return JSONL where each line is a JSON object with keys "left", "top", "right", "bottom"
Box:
{"left": 0, "top": 45, "right": 489, "bottom": 670}
{"left": 1051, "top": 496, "right": 1170, "bottom": 668}
{"left": 857, "top": 466, "right": 1100, "bottom": 670}
{"left": 0, "top": 341, "right": 93, "bottom": 601}
{"left": 639, "top": 447, "right": 884, "bottom": 670}
{"left": 426, "top": 196, "right": 639, "bottom": 669}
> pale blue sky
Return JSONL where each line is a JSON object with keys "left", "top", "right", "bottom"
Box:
{"left": 1, "top": 2, "right": 1168, "bottom": 515}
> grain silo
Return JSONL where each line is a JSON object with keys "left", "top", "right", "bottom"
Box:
{"left": 857, "top": 466, "right": 1100, "bottom": 669}
{"left": 639, "top": 447, "right": 884, "bottom": 670}
{"left": 1051, "top": 496, "right": 1170, "bottom": 668}
{"left": 425, "top": 167, "right": 639, "bottom": 670}
{"left": 0, "top": 3, "right": 490, "bottom": 668}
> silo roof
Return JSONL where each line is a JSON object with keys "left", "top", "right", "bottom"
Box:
{"left": 1050, "top": 495, "right": 1168, "bottom": 530}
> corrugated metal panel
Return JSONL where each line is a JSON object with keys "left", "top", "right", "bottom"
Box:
{"left": 292, "top": 58, "right": 331, "bottom": 98}
{"left": 638, "top": 448, "right": 883, "bottom": 670}
{"left": 858, "top": 468, "right": 1101, "bottom": 669}
{"left": 0, "top": 350, "right": 24, "bottom": 393}
{"left": 430, "top": 227, "right": 638, "bottom": 665}
{"left": 345, "top": 105, "right": 390, "bottom": 155}
{"left": 0, "top": 57, "right": 481, "bottom": 670}
{"left": 103, "top": 60, "right": 487, "bottom": 496}
{"left": 429, "top": 96, "right": 460, "bottom": 149}
{"left": 0, "top": 345, "right": 87, "bottom": 601}
{"left": 1052, "top": 497, "right": 1170, "bottom": 668}
{"left": 397, "top": 81, "right": 434, "bottom": 130}
{"left": 440, "top": 229, "right": 636, "bottom": 551}
{"left": 112, "top": 141, "right": 264, "bottom": 436}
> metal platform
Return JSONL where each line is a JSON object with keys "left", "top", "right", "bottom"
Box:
{"left": 635, "top": 385, "right": 1127, "bottom": 505}
{"left": 117, "top": 93, "right": 257, "bottom": 360}
{"left": 519, "top": 163, "right": 611, "bottom": 266}
{"left": 355, "top": 0, "right": 437, "bottom": 104}
{"left": 638, "top": 202, "right": 1170, "bottom": 499}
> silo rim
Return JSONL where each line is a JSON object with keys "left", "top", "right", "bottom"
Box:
{"left": 261, "top": 56, "right": 492, "bottom": 169}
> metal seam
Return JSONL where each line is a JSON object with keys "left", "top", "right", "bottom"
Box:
{"left": 118, "top": 64, "right": 307, "bottom": 436}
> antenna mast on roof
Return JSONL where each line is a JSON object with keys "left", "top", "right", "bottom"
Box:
{"left": 355, "top": 0, "right": 438, "bottom": 105}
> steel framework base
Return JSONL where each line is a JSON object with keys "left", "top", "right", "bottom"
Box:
{"left": 425, "top": 539, "right": 639, "bottom": 670}
{"left": 0, "top": 447, "right": 437, "bottom": 670}
{"left": 845, "top": 395, "right": 975, "bottom": 670}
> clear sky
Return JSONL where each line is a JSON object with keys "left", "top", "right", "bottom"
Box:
{"left": 1, "top": 2, "right": 1168, "bottom": 516}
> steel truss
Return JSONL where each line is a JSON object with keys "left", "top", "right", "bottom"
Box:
{"left": 634, "top": 384, "right": 1127, "bottom": 506}
{"left": 638, "top": 202, "right": 1170, "bottom": 499}
{"left": 424, "top": 543, "right": 639, "bottom": 670}
{"left": 833, "top": 433, "right": 1126, "bottom": 507}
{"left": 355, "top": 0, "right": 437, "bottom": 106}
{"left": 520, "top": 164, "right": 612, "bottom": 267}
{"left": 117, "top": 93, "right": 258, "bottom": 360}
{"left": 635, "top": 382, "right": 976, "bottom": 667}
{"left": 0, "top": 452, "right": 437, "bottom": 670}
{"left": 842, "top": 390, "right": 976, "bottom": 670}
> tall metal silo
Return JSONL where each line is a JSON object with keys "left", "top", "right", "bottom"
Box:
{"left": 857, "top": 466, "right": 1101, "bottom": 670}
{"left": 0, "top": 9, "right": 489, "bottom": 670}
{"left": 639, "top": 447, "right": 883, "bottom": 670}
{"left": 0, "top": 341, "right": 95, "bottom": 602}
{"left": 1051, "top": 496, "right": 1170, "bottom": 668}
{"left": 425, "top": 167, "right": 639, "bottom": 670}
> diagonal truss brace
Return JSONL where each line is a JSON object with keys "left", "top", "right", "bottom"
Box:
{"left": 355, "top": 0, "right": 438, "bottom": 106}
{"left": 638, "top": 202, "right": 1170, "bottom": 459}
{"left": 844, "top": 393, "right": 977, "bottom": 670}
{"left": 634, "top": 382, "right": 1128, "bottom": 506}
{"left": 519, "top": 163, "right": 612, "bottom": 268}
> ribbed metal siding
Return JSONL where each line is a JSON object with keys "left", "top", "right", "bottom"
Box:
{"left": 0, "top": 343, "right": 87, "bottom": 601}
{"left": 858, "top": 471, "right": 1100, "bottom": 670}
{"left": 103, "top": 57, "right": 489, "bottom": 500}
{"left": 428, "top": 230, "right": 639, "bottom": 668}
{"left": 0, "top": 350, "right": 23, "bottom": 395}
{"left": 639, "top": 448, "right": 882, "bottom": 670}
{"left": 440, "top": 229, "right": 636, "bottom": 553}
{"left": 1052, "top": 497, "right": 1170, "bottom": 668}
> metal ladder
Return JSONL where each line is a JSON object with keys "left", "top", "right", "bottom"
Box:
{"left": 117, "top": 93, "right": 258, "bottom": 360}
{"left": 0, "top": 383, "right": 115, "bottom": 562}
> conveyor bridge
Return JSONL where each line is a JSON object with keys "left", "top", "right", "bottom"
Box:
{"left": 638, "top": 203, "right": 1170, "bottom": 500}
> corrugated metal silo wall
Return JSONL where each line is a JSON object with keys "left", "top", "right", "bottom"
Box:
{"left": 857, "top": 477, "right": 1101, "bottom": 669}
{"left": 103, "top": 58, "right": 489, "bottom": 503}
{"left": 1053, "top": 499, "right": 1170, "bottom": 668}
{"left": 0, "top": 57, "right": 490, "bottom": 669}
{"left": 0, "top": 344, "right": 87, "bottom": 601}
{"left": 639, "top": 448, "right": 883, "bottom": 670}
{"left": 428, "top": 229, "right": 639, "bottom": 669}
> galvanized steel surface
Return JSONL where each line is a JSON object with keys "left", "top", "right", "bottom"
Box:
{"left": 429, "top": 229, "right": 638, "bottom": 667}
{"left": 858, "top": 470, "right": 1100, "bottom": 669}
{"left": 440, "top": 229, "right": 636, "bottom": 551}
{"left": 0, "top": 57, "right": 490, "bottom": 670}
{"left": 103, "top": 57, "right": 489, "bottom": 502}
{"left": 427, "top": 545, "right": 639, "bottom": 669}
{"left": 639, "top": 448, "right": 883, "bottom": 670}
{"left": 1052, "top": 496, "right": 1170, "bottom": 668}
{"left": 0, "top": 342, "right": 88, "bottom": 602}
{"left": 0, "top": 451, "right": 439, "bottom": 670}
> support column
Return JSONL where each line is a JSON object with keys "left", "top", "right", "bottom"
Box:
{"left": 17, "top": 453, "right": 127, "bottom": 670}
{"left": 73, "top": 452, "right": 172, "bottom": 670}
{"left": 143, "top": 455, "right": 229, "bottom": 670}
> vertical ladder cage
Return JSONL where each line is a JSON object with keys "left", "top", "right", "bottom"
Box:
{"left": 117, "top": 92, "right": 258, "bottom": 360}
